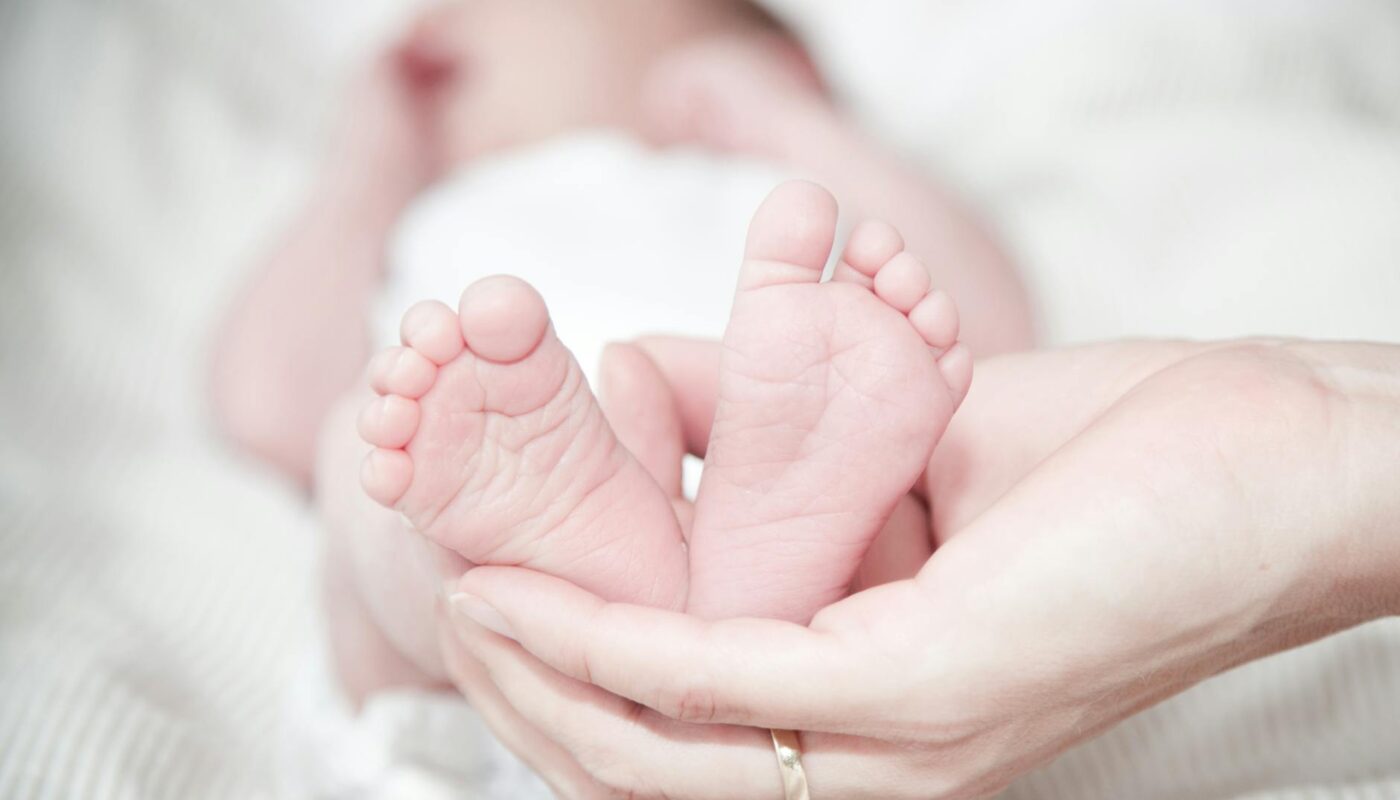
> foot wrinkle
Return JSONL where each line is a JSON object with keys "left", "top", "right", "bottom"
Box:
{"left": 546, "top": 416, "right": 630, "bottom": 523}
{"left": 703, "top": 508, "right": 867, "bottom": 537}
{"left": 501, "top": 402, "right": 579, "bottom": 465}
{"left": 702, "top": 469, "right": 873, "bottom": 524}
{"left": 688, "top": 201, "right": 968, "bottom": 622}
{"left": 367, "top": 275, "right": 688, "bottom": 647}
{"left": 403, "top": 359, "right": 494, "bottom": 534}
{"left": 412, "top": 446, "right": 482, "bottom": 536}
{"left": 823, "top": 357, "right": 924, "bottom": 411}
{"left": 525, "top": 449, "right": 639, "bottom": 569}
{"left": 480, "top": 369, "right": 578, "bottom": 421}
{"left": 709, "top": 447, "right": 838, "bottom": 472}
{"left": 739, "top": 258, "right": 825, "bottom": 286}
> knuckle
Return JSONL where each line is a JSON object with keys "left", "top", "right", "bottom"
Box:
{"left": 1123, "top": 341, "right": 1345, "bottom": 478}
{"left": 657, "top": 672, "right": 721, "bottom": 723}
{"left": 902, "top": 738, "right": 1014, "bottom": 800}
{"left": 571, "top": 734, "right": 652, "bottom": 800}
{"left": 1170, "top": 343, "right": 1338, "bottom": 430}
{"left": 574, "top": 643, "right": 596, "bottom": 685}
{"left": 587, "top": 757, "right": 650, "bottom": 800}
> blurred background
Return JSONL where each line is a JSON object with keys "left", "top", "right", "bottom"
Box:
{"left": 2, "top": 0, "right": 1398, "bottom": 797}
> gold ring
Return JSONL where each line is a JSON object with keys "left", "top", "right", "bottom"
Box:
{"left": 770, "top": 729, "right": 810, "bottom": 799}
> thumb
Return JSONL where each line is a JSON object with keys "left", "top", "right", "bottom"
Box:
{"left": 597, "top": 342, "right": 687, "bottom": 497}
{"left": 632, "top": 335, "right": 721, "bottom": 457}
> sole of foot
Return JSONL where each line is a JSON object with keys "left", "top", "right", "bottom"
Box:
{"left": 358, "top": 275, "right": 688, "bottom": 609}
{"left": 687, "top": 180, "right": 971, "bottom": 623}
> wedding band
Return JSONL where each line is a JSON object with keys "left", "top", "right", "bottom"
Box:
{"left": 769, "top": 729, "right": 811, "bottom": 800}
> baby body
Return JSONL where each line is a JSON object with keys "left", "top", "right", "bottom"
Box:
{"left": 213, "top": 0, "right": 1022, "bottom": 712}
{"left": 358, "top": 173, "right": 971, "bottom": 636}
{"left": 332, "top": 141, "right": 971, "bottom": 689}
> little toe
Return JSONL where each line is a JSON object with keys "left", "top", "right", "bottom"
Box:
{"left": 737, "top": 180, "right": 838, "bottom": 290}
{"left": 357, "top": 395, "right": 421, "bottom": 449}
{"left": 908, "top": 290, "right": 960, "bottom": 350}
{"left": 873, "top": 252, "right": 932, "bottom": 313}
{"left": 833, "top": 220, "right": 904, "bottom": 286}
{"left": 401, "top": 300, "right": 465, "bottom": 365}
{"left": 368, "top": 347, "right": 437, "bottom": 398}
{"left": 936, "top": 343, "right": 974, "bottom": 402}
{"left": 458, "top": 275, "right": 552, "bottom": 364}
{"left": 361, "top": 448, "right": 414, "bottom": 507}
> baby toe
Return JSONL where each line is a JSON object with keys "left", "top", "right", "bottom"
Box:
{"left": 357, "top": 395, "right": 421, "bottom": 449}
{"left": 936, "top": 343, "right": 973, "bottom": 402}
{"left": 458, "top": 275, "right": 551, "bottom": 364}
{"left": 361, "top": 448, "right": 414, "bottom": 507}
{"left": 400, "top": 300, "right": 465, "bottom": 365}
{"left": 908, "top": 289, "right": 960, "bottom": 351}
{"left": 368, "top": 347, "right": 437, "bottom": 398}
{"left": 872, "top": 252, "right": 931, "bottom": 313}
{"left": 835, "top": 220, "right": 904, "bottom": 284}
{"left": 737, "top": 181, "right": 838, "bottom": 290}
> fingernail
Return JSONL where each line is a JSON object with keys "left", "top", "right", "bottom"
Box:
{"left": 449, "top": 592, "right": 516, "bottom": 641}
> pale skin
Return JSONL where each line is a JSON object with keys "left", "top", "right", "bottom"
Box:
{"left": 205, "top": 8, "right": 1400, "bottom": 795}
{"left": 433, "top": 338, "right": 1400, "bottom": 799}
{"left": 211, "top": 0, "right": 1031, "bottom": 700}
{"left": 321, "top": 181, "right": 976, "bottom": 699}
{"left": 209, "top": 0, "right": 829, "bottom": 485}
{"left": 210, "top": 0, "right": 1027, "bottom": 487}
{"left": 207, "top": 6, "right": 1400, "bottom": 795}
{"left": 357, "top": 181, "right": 972, "bottom": 622}
{"left": 644, "top": 36, "right": 1033, "bottom": 358}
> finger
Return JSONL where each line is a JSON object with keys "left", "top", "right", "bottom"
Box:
{"left": 451, "top": 567, "right": 918, "bottom": 732}
{"left": 436, "top": 611, "right": 611, "bottom": 800}
{"left": 597, "top": 343, "right": 685, "bottom": 497}
{"left": 925, "top": 341, "right": 1208, "bottom": 537}
{"left": 455, "top": 611, "right": 782, "bottom": 799}
{"left": 851, "top": 493, "right": 932, "bottom": 592}
{"left": 632, "top": 336, "right": 720, "bottom": 457}
{"left": 455, "top": 609, "right": 925, "bottom": 800}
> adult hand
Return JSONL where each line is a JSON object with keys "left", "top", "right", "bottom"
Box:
{"left": 438, "top": 339, "right": 1400, "bottom": 799}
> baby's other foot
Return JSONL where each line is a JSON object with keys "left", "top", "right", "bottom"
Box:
{"left": 687, "top": 181, "right": 971, "bottom": 623}
{"left": 359, "top": 276, "right": 688, "bottom": 609}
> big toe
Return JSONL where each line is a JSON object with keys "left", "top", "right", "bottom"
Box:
{"left": 738, "top": 180, "right": 839, "bottom": 290}
{"left": 458, "top": 275, "right": 551, "bottom": 364}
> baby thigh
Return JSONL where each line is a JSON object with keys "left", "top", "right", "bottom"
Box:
{"left": 316, "top": 389, "right": 459, "bottom": 700}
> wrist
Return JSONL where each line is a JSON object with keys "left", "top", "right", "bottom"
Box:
{"left": 1296, "top": 342, "right": 1400, "bottom": 618}
{"left": 1349, "top": 390, "right": 1400, "bottom": 618}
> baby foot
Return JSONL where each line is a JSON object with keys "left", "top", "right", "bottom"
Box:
{"left": 358, "top": 276, "right": 688, "bottom": 609}
{"left": 687, "top": 181, "right": 972, "bottom": 623}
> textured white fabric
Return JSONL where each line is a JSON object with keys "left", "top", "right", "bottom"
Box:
{"left": 0, "top": 0, "right": 418, "bottom": 796}
{"left": 280, "top": 639, "right": 549, "bottom": 799}
{"left": 2, "top": 0, "right": 1398, "bottom": 798}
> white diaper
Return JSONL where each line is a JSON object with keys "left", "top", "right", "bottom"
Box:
{"left": 290, "top": 132, "right": 792, "bottom": 799}
{"left": 377, "top": 131, "right": 795, "bottom": 383}
{"left": 281, "top": 625, "right": 551, "bottom": 800}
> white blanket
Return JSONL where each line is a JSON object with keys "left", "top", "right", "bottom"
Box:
{"left": 2, "top": 0, "right": 1398, "bottom": 797}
